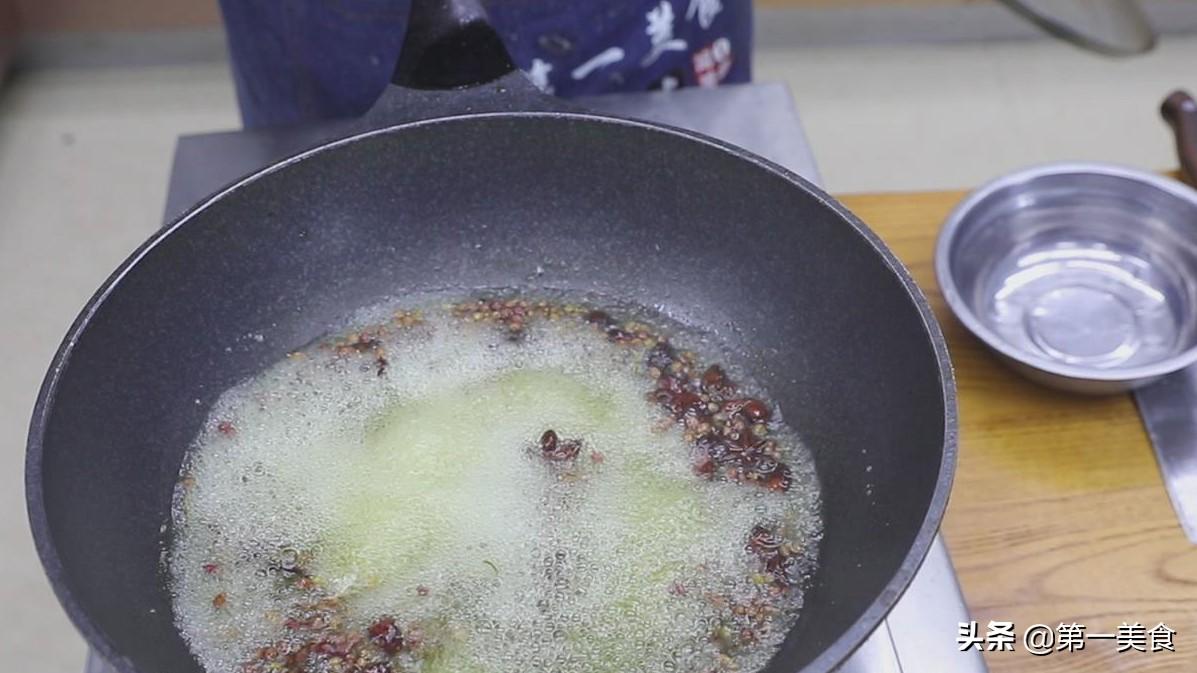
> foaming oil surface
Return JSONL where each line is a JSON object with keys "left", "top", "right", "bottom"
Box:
{"left": 169, "top": 297, "right": 822, "bottom": 673}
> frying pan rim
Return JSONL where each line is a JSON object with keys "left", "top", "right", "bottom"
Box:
{"left": 26, "top": 110, "right": 958, "bottom": 673}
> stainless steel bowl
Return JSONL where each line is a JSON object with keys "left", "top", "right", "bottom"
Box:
{"left": 936, "top": 163, "right": 1197, "bottom": 393}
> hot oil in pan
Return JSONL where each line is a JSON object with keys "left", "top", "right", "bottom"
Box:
{"left": 167, "top": 291, "right": 823, "bottom": 673}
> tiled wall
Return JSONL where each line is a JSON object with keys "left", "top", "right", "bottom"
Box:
{"left": 12, "top": 0, "right": 220, "bottom": 32}
{"left": 7, "top": 0, "right": 988, "bottom": 33}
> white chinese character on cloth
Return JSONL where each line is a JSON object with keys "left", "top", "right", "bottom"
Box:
{"left": 1149, "top": 623, "right": 1176, "bottom": 652}
{"left": 1116, "top": 623, "right": 1147, "bottom": 653}
{"left": 1056, "top": 622, "right": 1086, "bottom": 652}
{"left": 956, "top": 621, "right": 983, "bottom": 651}
{"left": 985, "top": 621, "right": 1016, "bottom": 651}
{"left": 571, "top": 47, "right": 626, "bottom": 81}
{"left": 691, "top": 37, "right": 732, "bottom": 87}
{"left": 642, "top": 1, "right": 688, "bottom": 67}
{"left": 687, "top": 0, "right": 723, "bottom": 29}
{"left": 527, "top": 58, "right": 554, "bottom": 94}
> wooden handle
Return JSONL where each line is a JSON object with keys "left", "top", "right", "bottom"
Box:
{"left": 1162, "top": 90, "right": 1197, "bottom": 186}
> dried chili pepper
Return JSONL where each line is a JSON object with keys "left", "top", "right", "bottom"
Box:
{"left": 539, "top": 429, "right": 581, "bottom": 461}
{"left": 367, "top": 616, "right": 404, "bottom": 655}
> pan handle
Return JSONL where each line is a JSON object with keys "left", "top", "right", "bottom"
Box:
{"left": 391, "top": 0, "right": 514, "bottom": 90}
{"left": 1162, "top": 90, "right": 1197, "bottom": 186}
{"left": 362, "top": 0, "right": 567, "bottom": 127}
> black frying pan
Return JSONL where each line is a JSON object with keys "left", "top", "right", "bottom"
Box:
{"left": 26, "top": 2, "right": 957, "bottom": 672}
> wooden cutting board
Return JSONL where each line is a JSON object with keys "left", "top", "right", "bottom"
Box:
{"left": 838, "top": 190, "right": 1197, "bottom": 672}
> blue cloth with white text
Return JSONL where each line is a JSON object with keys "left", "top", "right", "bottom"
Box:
{"left": 219, "top": 0, "right": 752, "bottom": 128}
